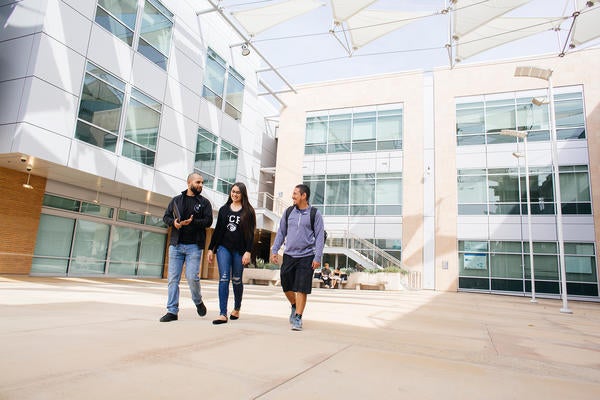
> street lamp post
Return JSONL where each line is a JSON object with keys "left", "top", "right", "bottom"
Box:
{"left": 514, "top": 66, "right": 571, "bottom": 313}
{"left": 501, "top": 130, "right": 536, "bottom": 303}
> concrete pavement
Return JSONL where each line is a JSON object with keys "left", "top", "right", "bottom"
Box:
{"left": 1, "top": 275, "right": 599, "bottom": 399}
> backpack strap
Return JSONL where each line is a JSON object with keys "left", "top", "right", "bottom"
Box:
{"left": 310, "top": 206, "right": 317, "bottom": 233}
{"left": 286, "top": 205, "right": 318, "bottom": 235}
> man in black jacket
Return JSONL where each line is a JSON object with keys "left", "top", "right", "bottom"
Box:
{"left": 160, "top": 172, "right": 213, "bottom": 322}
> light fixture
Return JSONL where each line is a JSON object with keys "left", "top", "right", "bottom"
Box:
{"left": 241, "top": 43, "right": 250, "bottom": 56}
{"left": 531, "top": 97, "right": 547, "bottom": 106}
{"left": 22, "top": 172, "right": 33, "bottom": 189}
{"left": 514, "top": 66, "right": 570, "bottom": 313}
{"left": 501, "top": 130, "right": 536, "bottom": 303}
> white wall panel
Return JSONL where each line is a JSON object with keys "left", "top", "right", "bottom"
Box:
{"left": 164, "top": 76, "right": 200, "bottom": 121}
{"left": 562, "top": 217, "right": 595, "bottom": 241}
{"left": 198, "top": 98, "right": 221, "bottom": 132}
{"left": 159, "top": 106, "right": 197, "bottom": 149}
{"left": 61, "top": 0, "right": 96, "bottom": 20}
{"left": 68, "top": 140, "right": 118, "bottom": 179}
{"left": 0, "top": 0, "right": 45, "bottom": 42}
{"left": 168, "top": 46, "right": 203, "bottom": 96}
{"left": 18, "top": 77, "right": 78, "bottom": 137}
{"left": 87, "top": 25, "right": 133, "bottom": 82}
{"left": 220, "top": 113, "right": 242, "bottom": 147}
{"left": 30, "top": 34, "right": 86, "bottom": 96}
{"left": 154, "top": 170, "right": 186, "bottom": 198}
{"left": 0, "top": 79, "right": 25, "bottom": 124}
{"left": 115, "top": 157, "right": 154, "bottom": 191}
{"left": 154, "top": 138, "right": 193, "bottom": 179}
{"left": 43, "top": 0, "right": 92, "bottom": 55}
{"left": 0, "top": 35, "right": 34, "bottom": 81}
{"left": 132, "top": 53, "right": 168, "bottom": 101}
{"left": 13, "top": 122, "right": 70, "bottom": 164}
{"left": 0, "top": 124, "right": 15, "bottom": 152}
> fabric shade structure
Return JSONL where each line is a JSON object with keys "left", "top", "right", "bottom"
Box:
{"left": 346, "top": 10, "right": 430, "bottom": 50}
{"left": 231, "top": 0, "right": 324, "bottom": 37}
{"left": 571, "top": 5, "right": 600, "bottom": 46}
{"left": 452, "top": 0, "right": 533, "bottom": 39}
{"left": 454, "top": 17, "right": 559, "bottom": 62}
{"left": 330, "top": 0, "right": 376, "bottom": 23}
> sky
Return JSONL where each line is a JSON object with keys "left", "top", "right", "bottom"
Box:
{"left": 197, "top": 0, "right": 600, "bottom": 91}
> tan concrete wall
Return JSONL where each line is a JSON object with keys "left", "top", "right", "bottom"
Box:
{"left": 0, "top": 167, "right": 46, "bottom": 274}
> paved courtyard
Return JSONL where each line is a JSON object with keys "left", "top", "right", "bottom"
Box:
{"left": 1, "top": 275, "right": 599, "bottom": 399}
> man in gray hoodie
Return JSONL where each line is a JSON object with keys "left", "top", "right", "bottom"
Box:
{"left": 271, "top": 184, "right": 325, "bottom": 331}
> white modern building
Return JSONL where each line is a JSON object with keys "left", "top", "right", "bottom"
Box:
{"left": 0, "top": 0, "right": 280, "bottom": 279}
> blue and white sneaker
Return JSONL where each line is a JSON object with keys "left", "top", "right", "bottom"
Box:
{"left": 291, "top": 314, "right": 303, "bottom": 331}
{"left": 289, "top": 304, "right": 296, "bottom": 324}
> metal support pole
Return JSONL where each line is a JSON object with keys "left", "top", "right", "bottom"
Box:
{"left": 522, "top": 136, "right": 536, "bottom": 302}
{"left": 548, "top": 78, "right": 571, "bottom": 313}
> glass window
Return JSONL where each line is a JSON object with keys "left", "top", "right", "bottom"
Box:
{"left": 69, "top": 220, "right": 110, "bottom": 274}
{"left": 376, "top": 173, "right": 402, "bottom": 215}
{"left": 304, "top": 176, "right": 325, "bottom": 206}
{"left": 109, "top": 226, "right": 141, "bottom": 275}
{"left": 137, "top": 0, "right": 173, "bottom": 70}
{"left": 31, "top": 214, "right": 75, "bottom": 274}
{"left": 43, "top": 194, "right": 80, "bottom": 212}
{"left": 81, "top": 202, "right": 114, "bottom": 218}
{"left": 350, "top": 174, "right": 375, "bottom": 215}
{"left": 95, "top": 0, "right": 137, "bottom": 45}
{"left": 195, "top": 128, "right": 218, "bottom": 188}
{"left": 122, "top": 89, "right": 161, "bottom": 166}
{"left": 203, "top": 49, "right": 245, "bottom": 120}
{"left": 377, "top": 111, "right": 402, "bottom": 150}
{"left": 217, "top": 140, "right": 238, "bottom": 194}
{"left": 118, "top": 209, "right": 145, "bottom": 224}
{"left": 456, "top": 105, "right": 484, "bottom": 135}
{"left": 75, "top": 64, "right": 125, "bottom": 151}
{"left": 325, "top": 175, "right": 349, "bottom": 215}
{"left": 555, "top": 98, "right": 585, "bottom": 128}
{"left": 138, "top": 231, "right": 167, "bottom": 276}
{"left": 225, "top": 67, "right": 244, "bottom": 120}
{"left": 305, "top": 105, "right": 402, "bottom": 154}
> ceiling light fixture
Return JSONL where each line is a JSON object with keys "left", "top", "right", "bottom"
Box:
{"left": 22, "top": 172, "right": 33, "bottom": 189}
{"left": 241, "top": 43, "right": 250, "bottom": 56}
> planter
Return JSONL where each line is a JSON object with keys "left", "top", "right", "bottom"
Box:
{"left": 348, "top": 271, "right": 405, "bottom": 290}
{"left": 243, "top": 268, "right": 280, "bottom": 286}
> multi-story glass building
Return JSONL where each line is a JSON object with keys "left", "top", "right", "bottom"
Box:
{"left": 274, "top": 48, "right": 600, "bottom": 299}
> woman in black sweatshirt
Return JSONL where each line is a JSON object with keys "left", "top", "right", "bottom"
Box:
{"left": 207, "top": 182, "right": 256, "bottom": 324}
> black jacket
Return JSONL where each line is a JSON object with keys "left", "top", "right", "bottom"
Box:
{"left": 163, "top": 190, "right": 213, "bottom": 247}
{"left": 208, "top": 204, "right": 255, "bottom": 255}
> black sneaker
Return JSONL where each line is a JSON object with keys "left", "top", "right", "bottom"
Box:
{"left": 160, "top": 312, "right": 178, "bottom": 322}
{"left": 196, "top": 302, "right": 207, "bottom": 317}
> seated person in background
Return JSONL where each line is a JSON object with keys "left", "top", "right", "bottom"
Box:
{"left": 321, "top": 263, "right": 332, "bottom": 288}
{"left": 330, "top": 266, "right": 342, "bottom": 288}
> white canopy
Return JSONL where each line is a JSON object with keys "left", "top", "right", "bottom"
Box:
{"left": 330, "top": 0, "right": 376, "bottom": 23}
{"left": 453, "top": 0, "right": 533, "bottom": 39}
{"left": 455, "top": 17, "right": 558, "bottom": 61}
{"left": 231, "top": 0, "right": 324, "bottom": 37}
{"left": 571, "top": 6, "right": 600, "bottom": 46}
{"left": 346, "top": 10, "right": 429, "bottom": 50}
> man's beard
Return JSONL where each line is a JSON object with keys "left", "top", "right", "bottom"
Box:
{"left": 191, "top": 186, "right": 202, "bottom": 195}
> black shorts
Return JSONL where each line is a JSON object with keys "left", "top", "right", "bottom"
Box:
{"left": 280, "top": 254, "right": 314, "bottom": 294}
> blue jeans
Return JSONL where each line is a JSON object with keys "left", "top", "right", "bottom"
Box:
{"left": 216, "top": 246, "right": 244, "bottom": 316}
{"left": 166, "top": 244, "right": 203, "bottom": 315}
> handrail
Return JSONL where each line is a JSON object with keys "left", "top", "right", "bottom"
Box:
{"left": 326, "top": 230, "right": 404, "bottom": 272}
{"left": 253, "top": 192, "right": 290, "bottom": 216}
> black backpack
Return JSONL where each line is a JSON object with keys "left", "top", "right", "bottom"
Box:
{"left": 285, "top": 206, "right": 327, "bottom": 242}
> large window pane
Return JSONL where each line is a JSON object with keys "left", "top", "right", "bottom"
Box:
{"left": 69, "top": 220, "right": 110, "bottom": 274}
{"left": 203, "top": 49, "right": 226, "bottom": 107}
{"left": 139, "top": 0, "right": 172, "bottom": 56}
{"left": 225, "top": 68, "right": 244, "bottom": 120}
{"left": 95, "top": 0, "right": 137, "bottom": 45}
{"left": 77, "top": 73, "right": 124, "bottom": 134}
{"left": 456, "top": 106, "right": 484, "bottom": 135}
{"left": 486, "top": 105, "right": 515, "bottom": 134}
{"left": 109, "top": 226, "right": 141, "bottom": 275}
{"left": 31, "top": 215, "right": 75, "bottom": 274}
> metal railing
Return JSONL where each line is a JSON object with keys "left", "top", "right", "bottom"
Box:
{"left": 326, "top": 230, "right": 404, "bottom": 271}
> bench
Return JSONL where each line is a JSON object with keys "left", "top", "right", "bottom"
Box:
{"left": 356, "top": 282, "right": 386, "bottom": 290}
{"left": 247, "top": 278, "right": 280, "bottom": 286}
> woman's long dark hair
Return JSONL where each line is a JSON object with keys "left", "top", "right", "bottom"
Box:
{"left": 226, "top": 182, "right": 256, "bottom": 242}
